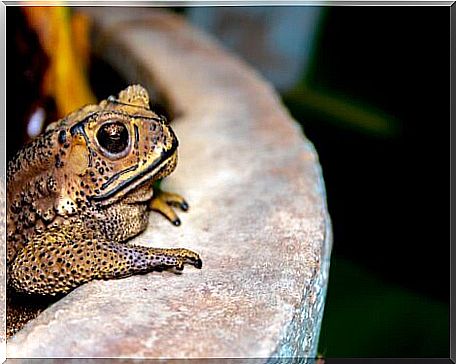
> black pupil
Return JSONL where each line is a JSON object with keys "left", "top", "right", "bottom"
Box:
{"left": 97, "top": 122, "right": 129, "bottom": 154}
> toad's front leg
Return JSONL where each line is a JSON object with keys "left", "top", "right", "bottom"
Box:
{"left": 9, "top": 228, "right": 202, "bottom": 296}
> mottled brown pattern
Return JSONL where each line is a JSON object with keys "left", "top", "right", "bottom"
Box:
{"left": 7, "top": 85, "right": 201, "bottom": 300}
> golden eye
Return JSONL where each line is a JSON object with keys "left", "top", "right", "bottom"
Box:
{"left": 96, "top": 122, "right": 129, "bottom": 154}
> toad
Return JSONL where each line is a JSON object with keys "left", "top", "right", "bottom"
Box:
{"left": 7, "top": 85, "right": 202, "bottom": 297}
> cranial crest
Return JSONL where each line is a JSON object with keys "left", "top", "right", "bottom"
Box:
{"left": 117, "top": 84, "right": 150, "bottom": 108}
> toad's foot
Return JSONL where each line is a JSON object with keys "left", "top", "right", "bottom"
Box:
{"left": 152, "top": 248, "right": 203, "bottom": 271}
{"left": 150, "top": 189, "right": 189, "bottom": 226}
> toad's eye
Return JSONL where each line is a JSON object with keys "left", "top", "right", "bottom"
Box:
{"left": 97, "top": 122, "right": 129, "bottom": 154}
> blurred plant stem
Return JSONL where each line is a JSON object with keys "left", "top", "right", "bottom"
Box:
{"left": 285, "top": 85, "right": 401, "bottom": 139}
{"left": 22, "top": 7, "right": 95, "bottom": 118}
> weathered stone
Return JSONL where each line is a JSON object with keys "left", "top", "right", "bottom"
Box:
{"left": 7, "top": 9, "right": 332, "bottom": 360}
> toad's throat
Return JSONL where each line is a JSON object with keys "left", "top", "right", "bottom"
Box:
{"left": 91, "top": 137, "right": 178, "bottom": 203}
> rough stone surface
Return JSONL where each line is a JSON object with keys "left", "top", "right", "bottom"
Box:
{"left": 7, "top": 9, "right": 332, "bottom": 360}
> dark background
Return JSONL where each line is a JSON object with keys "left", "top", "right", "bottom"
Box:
{"left": 7, "top": 6, "right": 450, "bottom": 358}
{"left": 282, "top": 7, "right": 449, "bottom": 357}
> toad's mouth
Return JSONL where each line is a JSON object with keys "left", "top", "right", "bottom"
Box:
{"left": 90, "top": 138, "right": 178, "bottom": 205}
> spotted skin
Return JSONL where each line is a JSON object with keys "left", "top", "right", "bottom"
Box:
{"left": 10, "top": 222, "right": 201, "bottom": 295}
{"left": 7, "top": 85, "right": 202, "bottom": 298}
